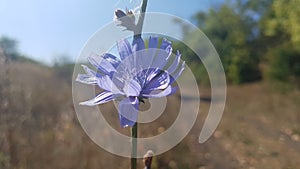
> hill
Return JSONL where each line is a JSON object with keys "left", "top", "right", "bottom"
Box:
{"left": 0, "top": 57, "right": 299, "bottom": 169}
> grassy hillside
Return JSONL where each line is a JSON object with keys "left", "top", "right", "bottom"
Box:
{"left": 0, "top": 58, "right": 299, "bottom": 169}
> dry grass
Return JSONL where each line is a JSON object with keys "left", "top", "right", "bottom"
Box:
{"left": 1, "top": 61, "right": 300, "bottom": 169}
{"left": 201, "top": 83, "right": 300, "bottom": 169}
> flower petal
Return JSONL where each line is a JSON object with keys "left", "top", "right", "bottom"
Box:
{"left": 76, "top": 74, "right": 98, "bottom": 85}
{"left": 151, "top": 44, "right": 172, "bottom": 70}
{"left": 135, "top": 68, "right": 158, "bottom": 88}
{"left": 76, "top": 65, "right": 100, "bottom": 85}
{"left": 97, "top": 75, "right": 123, "bottom": 94}
{"left": 140, "top": 68, "right": 161, "bottom": 86}
{"left": 142, "top": 85, "right": 177, "bottom": 98}
{"left": 170, "top": 61, "right": 185, "bottom": 84}
{"left": 102, "top": 53, "right": 121, "bottom": 68}
{"left": 148, "top": 36, "right": 158, "bottom": 49}
{"left": 141, "top": 36, "right": 158, "bottom": 70}
{"left": 154, "top": 51, "right": 172, "bottom": 70}
{"left": 118, "top": 97, "right": 139, "bottom": 128}
{"left": 123, "top": 79, "right": 141, "bottom": 97}
{"left": 132, "top": 37, "right": 145, "bottom": 52}
{"left": 81, "top": 65, "right": 97, "bottom": 76}
{"left": 87, "top": 53, "right": 116, "bottom": 74}
{"left": 167, "top": 50, "right": 181, "bottom": 74}
{"left": 142, "top": 71, "right": 170, "bottom": 93}
{"left": 117, "top": 39, "right": 133, "bottom": 60}
{"left": 140, "top": 48, "right": 155, "bottom": 71}
{"left": 160, "top": 38, "right": 172, "bottom": 50}
{"left": 79, "top": 91, "right": 114, "bottom": 106}
{"left": 132, "top": 38, "right": 145, "bottom": 69}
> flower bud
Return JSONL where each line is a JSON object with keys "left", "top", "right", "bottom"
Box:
{"left": 114, "top": 9, "right": 126, "bottom": 19}
{"left": 114, "top": 9, "right": 136, "bottom": 31}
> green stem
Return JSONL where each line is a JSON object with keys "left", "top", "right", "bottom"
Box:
{"left": 134, "top": 0, "right": 148, "bottom": 40}
{"left": 131, "top": 1, "right": 148, "bottom": 169}
{"left": 131, "top": 123, "right": 138, "bottom": 169}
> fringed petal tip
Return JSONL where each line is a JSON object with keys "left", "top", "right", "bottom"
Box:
{"left": 76, "top": 74, "right": 98, "bottom": 85}
{"left": 142, "top": 85, "right": 177, "bottom": 98}
{"left": 79, "top": 91, "right": 114, "bottom": 106}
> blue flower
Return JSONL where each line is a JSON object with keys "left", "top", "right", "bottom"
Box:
{"left": 76, "top": 37, "right": 185, "bottom": 128}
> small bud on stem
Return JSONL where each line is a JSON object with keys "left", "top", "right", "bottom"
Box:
{"left": 143, "top": 150, "right": 154, "bottom": 169}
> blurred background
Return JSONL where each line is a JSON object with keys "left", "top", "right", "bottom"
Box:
{"left": 0, "top": 0, "right": 300, "bottom": 169}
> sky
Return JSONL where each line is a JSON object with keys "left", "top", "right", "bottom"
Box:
{"left": 0, "top": 0, "right": 223, "bottom": 65}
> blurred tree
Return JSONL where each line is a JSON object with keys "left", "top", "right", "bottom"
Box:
{"left": 172, "top": 41, "right": 208, "bottom": 84}
{"left": 0, "top": 36, "right": 19, "bottom": 60}
{"left": 189, "top": 1, "right": 262, "bottom": 84}
{"left": 261, "top": 0, "right": 300, "bottom": 84}
{"left": 264, "top": 0, "right": 300, "bottom": 47}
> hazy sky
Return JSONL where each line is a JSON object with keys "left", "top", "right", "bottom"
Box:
{"left": 0, "top": 0, "right": 223, "bottom": 64}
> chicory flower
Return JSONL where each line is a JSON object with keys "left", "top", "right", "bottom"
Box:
{"left": 76, "top": 37, "right": 185, "bottom": 127}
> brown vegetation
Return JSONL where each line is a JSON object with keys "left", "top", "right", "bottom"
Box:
{"left": 0, "top": 56, "right": 300, "bottom": 169}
